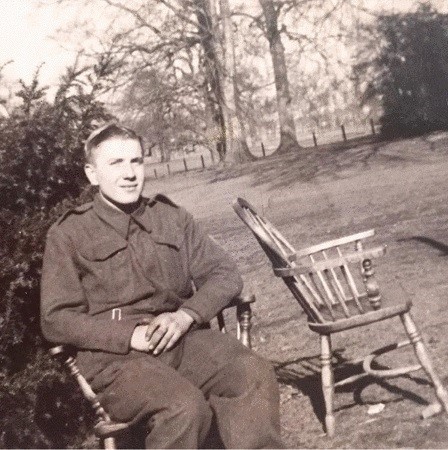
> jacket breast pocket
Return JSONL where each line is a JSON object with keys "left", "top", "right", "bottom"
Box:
{"left": 151, "top": 232, "right": 191, "bottom": 295}
{"left": 77, "top": 237, "right": 131, "bottom": 310}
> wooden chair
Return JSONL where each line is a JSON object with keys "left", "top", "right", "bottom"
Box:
{"left": 233, "top": 197, "right": 448, "bottom": 437}
{"left": 50, "top": 294, "right": 255, "bottom": 449}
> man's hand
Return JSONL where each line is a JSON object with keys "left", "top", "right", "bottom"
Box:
{"left": 130, "top": 311, "right": 194, "bottom": 354}
{"left": 130, "top": 324, "right": 152, "bottom": 352}
{"left": 145, "top": 310, "right": 194, "bottom": 355}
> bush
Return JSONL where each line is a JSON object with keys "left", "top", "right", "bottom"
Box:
{"left": 0, "top": 349, "right": 96, "bottom": 449}
{"left": 0, "top": 62, "right": 114, "bottom": 448}
{"left": 356, "top": 4, "right": 448, "bottom": 138}
{"left": 0, "top": 66, "right": 112, "bottom": 217}
{"left": 0, "top": 187, "right": 100, "bottom": 448}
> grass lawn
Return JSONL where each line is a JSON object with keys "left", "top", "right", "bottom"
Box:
{"left": 144, "top": 132, "right": 448, "bottom": 448}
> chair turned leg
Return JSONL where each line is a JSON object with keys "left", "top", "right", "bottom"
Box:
{"left": 237, "top": 303, "right": 252, "bottom": 349}
{"left": 320, "top": 334, "right": 335, "bottom": 437}
{"left": 103, "top": 437, "right": 117, "bottom": 449}
{"left": 401, "top": 312, "right": 448, "bottom": 417}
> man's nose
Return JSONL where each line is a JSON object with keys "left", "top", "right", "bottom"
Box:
{"left": 122, "top": 163, "right": 136, "bottom": 179}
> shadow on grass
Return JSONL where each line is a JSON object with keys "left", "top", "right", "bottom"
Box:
{"left": 273, "top": 350, "right": 431, "bottom": 428}
{"left": 398, "top": 236, "right": 448, "bottom": 256}
{"left": 208, "top": 134, "right": 385, "bottom": 188}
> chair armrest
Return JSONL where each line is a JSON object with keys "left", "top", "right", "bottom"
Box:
{"left": 49, "top": 345, "right": 74, "bottom": 360}
{"left": 217, "top": 294, "right": 255, "bottom": 348}
{"left": 274, "top": 246, "right": 387, "bottom": 277}
{"left": 224, "top": 293, "right": 256, "bottom": 309}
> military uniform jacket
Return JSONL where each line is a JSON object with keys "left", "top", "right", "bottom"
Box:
{"left": 40, "top": 193, "right": 243, "bottom": 381}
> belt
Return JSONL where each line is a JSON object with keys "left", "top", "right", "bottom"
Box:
{"left": 111, "top": 308, "right": 122, "bottom": 321}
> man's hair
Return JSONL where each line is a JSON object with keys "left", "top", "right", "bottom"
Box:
{"left": 84, "top": 123, "right": 144, "bottom": 163}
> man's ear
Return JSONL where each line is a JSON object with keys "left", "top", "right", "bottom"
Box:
{"left": 84, "top": 163, "right": 99, "bottom": 186}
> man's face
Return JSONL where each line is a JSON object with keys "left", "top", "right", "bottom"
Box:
{"left": 84, "top": 137, "right": 145, "bottom": 205}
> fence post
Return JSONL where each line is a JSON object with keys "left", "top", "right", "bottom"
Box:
{"left": 370, "top": 118, "right": 376, "bottom": 135}
{"left": 167, "top": 163, "right": 171, "bottom": 176}
{"left": 154, "top": 168, "right": 158, "bottom": 179}
{"left": 312, "top": 132, "right": 318, "bottom": 147}
{"left": 183, "top": 158, "right": 188, "bottom": 172}
{"left": 201, "top": 154, "right": 205, "bottom": 169}
{"left": 341, "top": 124, "right": 347, "bottom": 142}
{"left": 261, "top": 142, "right": 266, "bottom": 157}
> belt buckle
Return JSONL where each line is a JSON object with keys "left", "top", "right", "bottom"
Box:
{"left": 112, "top": 308, "right": 122, "bottom": 321}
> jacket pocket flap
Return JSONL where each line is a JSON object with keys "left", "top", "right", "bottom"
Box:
{"left": 78, "top": 236, "right": 128, "bottom": 261}
{"left": 151, "top": 231, "right": 183, "bottom": 250}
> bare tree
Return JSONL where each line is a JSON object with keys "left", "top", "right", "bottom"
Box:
{"left": 56, "top": 0, "right": 254, "bottom": 164}
{"left": 52, "top": 0, "right": 371, "bottom": 159}
{"left": 216, "top": 0, "right": 255, "bottom": 162}
{"left": 258, "top": 0, "right": 301, "bottom": 153}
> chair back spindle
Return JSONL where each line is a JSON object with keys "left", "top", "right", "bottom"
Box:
{"left": 233, "top": 198, "right": 386, "bottom": 326}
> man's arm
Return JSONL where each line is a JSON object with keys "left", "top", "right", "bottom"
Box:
{"left": 180, "top": 210, "right": 244, "bottom": 324}
{"left": 40, "top": 226, "right": 139, "bottom": 354}
{"left": 144, "top": 208, "right": 243, "bottom": 354}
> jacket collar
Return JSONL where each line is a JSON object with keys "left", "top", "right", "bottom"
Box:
{"left": 93, "top": 194, "right": 153, "bottom": 239}
{"left": 132, "top": 198, "right": 153, "bottom": 233}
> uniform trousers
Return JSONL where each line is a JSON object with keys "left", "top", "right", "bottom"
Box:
{"left": 93, "top": 328, "right": 283, "bottom": 449}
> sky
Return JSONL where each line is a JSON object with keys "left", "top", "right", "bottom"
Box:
{"left": 0, "top": 1, "right": 78, "bottom": 88}
{"left": 0, "top": 0, "right": 447, "bottom": 93}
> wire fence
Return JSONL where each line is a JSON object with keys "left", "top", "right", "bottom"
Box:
{"left": 145, "top": 119, "right": 379, "bottom": 179}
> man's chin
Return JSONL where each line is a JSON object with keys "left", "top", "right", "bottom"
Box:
{"left": 100, "top": 191, "right": 142, "bottom": 209}
{"left": 119, "top": 196, "right": 141, "bottom": 204}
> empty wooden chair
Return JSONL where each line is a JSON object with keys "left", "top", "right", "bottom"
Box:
{"left": 50, "top": 294, "right": 255, "bottom": 449}
{"left": 233, "top": 197, "right": 448, "bottom": 437}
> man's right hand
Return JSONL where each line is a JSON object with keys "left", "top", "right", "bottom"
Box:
{"left": 130, "top": 324, "right": 151, "bottom": 352}
{"left": 130, "top": 310, "right": 194, "bottom": 353}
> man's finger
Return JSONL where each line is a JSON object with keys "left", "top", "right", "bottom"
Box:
{"left": 153, "top": 329, "right": 176, "bottom": 355}
{"left": 147, "top": 326, "right": 167, "bottom": 350}
{"left": 145, "top": 321, "right": 159, "bottom": 341}
{"left": 164, "top": 331, "right": 182, "bottom": 352}
{"left": 145, "top": 316, "right": 168, "bottom": 340}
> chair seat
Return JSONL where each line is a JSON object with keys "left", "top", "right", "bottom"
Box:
{"left": 309, "top": 297, "right": 412, "bottom": 334}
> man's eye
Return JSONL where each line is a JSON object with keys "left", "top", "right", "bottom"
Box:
{"left": 133, "top": 158, "right": 144, "bottom": 164}
{"left": 109, "top": 160, "right": 122, "bottom": 165}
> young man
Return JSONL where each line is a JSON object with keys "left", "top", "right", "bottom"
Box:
{"left": 41, "top": 123, "right": 283, "bottom": 448}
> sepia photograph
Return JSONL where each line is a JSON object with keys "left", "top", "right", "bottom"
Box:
{"left": 1, "top": 0, "right": 448, "bottom": 448}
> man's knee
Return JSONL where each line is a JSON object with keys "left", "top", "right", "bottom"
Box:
{"left": 219, "top": 352, "right": 277, "bottom": 397}
{"left": 209, "top": 353, "right": 283, "bottom": 448}
{"left": 238, "top": 352, "right": 277, "bottom": 384}
{"left": 145, "top": 384, "right": 213, "bottom": 448}
{"left": 168, "top": 386, "right": 211, "bottom": 423}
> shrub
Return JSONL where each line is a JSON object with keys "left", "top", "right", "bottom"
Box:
{"left": 0, "top": 61, "right": 115, "bottom": 448}
{"left": 356, "top": 4, "right": 448, "bottom": 138}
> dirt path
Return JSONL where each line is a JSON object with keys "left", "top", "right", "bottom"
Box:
{"left": 144, "top": 133, "right": 448, "bottom": 448}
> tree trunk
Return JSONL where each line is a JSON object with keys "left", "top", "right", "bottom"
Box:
{"left": 159, "top": 142, "right": 171, "bottom": 162}
{"left": 258, "top": 0, "right": 301, "bottom": 153}
{"left": 194, "top": 0, "right": 227, "bottom": 163}
{"left": 217, "top": 0, "right": 255, "bottom": 163}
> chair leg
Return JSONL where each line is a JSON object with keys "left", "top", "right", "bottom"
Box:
{"left": 320, "top": 334, "right": 335, "bottom": 437}
{"left": 103, "top": 437, "right": 117, "bottom": 449}
{"left": 237, "top": 303, "right": 252, "bottom": 348}
{"left": 401, "top": 312, "right": 448, "bottom": 416}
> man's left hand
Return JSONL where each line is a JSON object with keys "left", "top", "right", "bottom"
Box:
{"left": 145, "top": 310, "right": 194, "bottom": 355}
